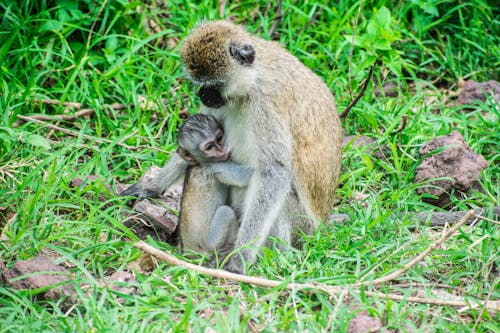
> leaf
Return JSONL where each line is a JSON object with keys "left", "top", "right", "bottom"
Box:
{"left": 375, "top": 6, "right": 391, "bottom": 28}
{"left": 372, "top": 39, "right": 392, "bottom": 50}
{"left": 353, "top": 55, "right": 377, "bottom": 75}
{"left": 343, "top": 35, "right": 368, "bottom": 48}
{"left": 25, "top": 134, "right": 51, "bottom": 149}
{"left": 39, "top": 20, "right": 63, "bottom": 33}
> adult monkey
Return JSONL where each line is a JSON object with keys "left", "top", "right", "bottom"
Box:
{"left": 123, "top": 21, "right": 342, "bottom": 273}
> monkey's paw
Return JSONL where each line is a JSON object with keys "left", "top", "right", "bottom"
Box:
{"left": 120, "top": 183, "right": 161, "bottom": 199}
{"left": 223, "top": 256, "right": 244, "bottom": 275}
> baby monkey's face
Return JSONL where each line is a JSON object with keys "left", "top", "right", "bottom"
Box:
{"left": 198, "top": 128, "right": 229, "bottom": 163}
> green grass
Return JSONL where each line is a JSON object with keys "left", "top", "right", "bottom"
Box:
{"left": 1, "top": 0, "right": 499, "bottom": 331}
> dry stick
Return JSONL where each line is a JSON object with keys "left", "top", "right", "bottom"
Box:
{"left": 86, "top": 0, "right": 109, "bottom": 49}
{"left": 340, "top": 64, "right": 374, "bottom": 119}
{"left": 392, "top": 114, "right": 408, "bottom": 134}
{"left": 269, "top": 0, "right": 284, "bottom": 39}
{"left": 475, "top": 214, "right": 500, "bottom": 225}
{"left": 18, "top": 109, "right": 96, "bottom": 123}
{"left": 16, "top": 115, "right": 166, "bottom": 152}
{"left": 217, "top": 0, "right": 227, "bottom": 17}
{"left": 36, "top": 98, "right": 83, "bottom": 109}
{"left": 348, "top": 0, "right": 364, "bottom": 100}
{"left": 354, "top": 210, "right": 475, "bottom": 287}
{"left": 296, "top": 0, "right": 328, "bottom": 36}
{"left": 134, "top": 228, "right": 500, "bottom": 311}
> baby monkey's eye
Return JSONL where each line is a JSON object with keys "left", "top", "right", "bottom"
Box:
{"left": 205, "top": 143, "right": 215, "bottom": 151}
{"left": 216, "top": 134, "right": 223, "bottom": 143}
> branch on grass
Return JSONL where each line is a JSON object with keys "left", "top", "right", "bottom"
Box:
{"left": 348, "top": 0, "right": 364, "bottom": 100}
{"left": 296, "top": 0, "right": 328, "bottom": 36}
{"left": 354, "top": 210, "right": 474, "bottom": 287}
{"left": 134, "top": 212, "right": 500, "bottom": 313}
{"left": 217, "top": 0, "right": 227, "bottom": 17}
{"left": 16, "top": 115, "right": 168, "bottom": 153}
{"left": 340, "top": 64, "right": 374, "bottom": 119}
{"left": 14, "top": 97, "right": 167, "bottom": 128}
{"left": 269, "top": 0, "right": 284, "bottom": 39}
{"left": 392, "top": 114, "right": 408, "bottom": 134}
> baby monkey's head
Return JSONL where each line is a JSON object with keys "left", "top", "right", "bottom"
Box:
{"left": 177, "top": 114, "right": 229, "bottom": 165}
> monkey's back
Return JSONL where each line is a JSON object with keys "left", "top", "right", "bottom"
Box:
{"left": 255, "top": 40, "right": 342, "bottom": 219}
{"left": 179, "top": 166, "right": 228, "bottom": 254}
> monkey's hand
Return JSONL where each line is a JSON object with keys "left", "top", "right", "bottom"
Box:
{"left": 120, "top": 183, "right": 162, "bottom": 199}
{"left": 206, "top": 162, "right": 253, "bottom": 187}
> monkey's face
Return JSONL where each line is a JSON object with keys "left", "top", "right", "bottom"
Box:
{"left": 180, "top": 21, "right": 256, "bottom": 88}
{"left": 199, "top": 128, "right": 230, "bottom": 163}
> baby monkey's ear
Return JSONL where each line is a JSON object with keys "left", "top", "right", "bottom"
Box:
{"left": 177, "top": 147, "right": 198, "bottom": 165}
{"left": 229, "top": 43, "right": 255, "bottom": 66}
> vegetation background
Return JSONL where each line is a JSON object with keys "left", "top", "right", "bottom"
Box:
{"left": 0, "top": 0, "right": 498, "bottom": 331}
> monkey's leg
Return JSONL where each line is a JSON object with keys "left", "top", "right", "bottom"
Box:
{"left": 204, "top": 205, "right": 237, "bottom": 250}
{"left": 224, "top": 165, "right": 292, "bottom": 274}
{"left": 121, "top": 154, "right": 189, "bottom": 198}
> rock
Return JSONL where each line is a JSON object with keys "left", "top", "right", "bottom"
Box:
{"left": 104, "top": 271, "right": 137, "bottom": 304}
{"left": 1, "top": 255, "right": 76, "bottom": 302}
{"left": 456, "top": 80, "right": 500, "bottom": 107}
{"left": 348, "top": 310, "right": 384, "bottom": 333}
{"left": 415, "top": 131, "right": 488, "bottom": 207}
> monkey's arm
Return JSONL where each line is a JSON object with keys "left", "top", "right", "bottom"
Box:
{"left": 225, "top": 120, "right": 293, "bottom": 273}
{"left": 205, "top": 162, "right": 254, "bottom": 187}
{"left": 120, "top": 154, "right": 189, "bottom": 198}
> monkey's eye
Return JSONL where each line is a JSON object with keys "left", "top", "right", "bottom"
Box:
{"left": 229, "top": 43, "right": 255, "bottom": 66}
{"left": 205, "top": 143, "right": 215, "bottom": 151}
{"left": 216, "top": 134, "right": 223, "bottom": 143}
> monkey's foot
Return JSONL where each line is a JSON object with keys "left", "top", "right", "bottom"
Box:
{"left": 223, "top": 256, "right": 244, "bottom": 275}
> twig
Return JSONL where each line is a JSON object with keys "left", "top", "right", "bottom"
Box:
{"left": 134, "top": 235, "right": 500, "bottom": 312}
{"left": 348, "top": 0, "right": 364, "bottom": 100}
{"left": 474, "top": 214, "right": 500, "bottom": 225}
{"left": 86, "top": 0, "right": 109, "bottom": 49}
{"left": 296, "top": 0, "right": 328, "bottom": 36}
{"left": 35, "top": 98, "right": 82, "bottom": 109}
{"left": 16, "top": 109, "right": 96, "bottom": 124}
{"left": 340, "top": 64, "right": 374, "bottom": 119}
{"left": 217, "top": 0, "right": 227, "bottom": 17}
{"left": 392, "top": 115, "right": 408, "bottom": 134}
{"left": 269, "top": 0, "right": 284, "bottom": 39}
{"left": 17, "top": 115, "right": 168, "bottom": 153}
{"left": 354, "top": 210, "right": 475, "bottom": 286}
{"left": 14, "top": 97, "right": 166, "bottom": 128}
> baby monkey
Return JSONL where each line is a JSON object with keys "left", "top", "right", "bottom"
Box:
{"left": 176, "top": 114, "right": 252, "bottom": 252}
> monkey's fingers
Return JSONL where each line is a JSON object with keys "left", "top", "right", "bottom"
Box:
{"left": 120, "top": 183, "right": 161, "bottom": 199}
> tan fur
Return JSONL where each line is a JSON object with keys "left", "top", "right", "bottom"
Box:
{"left": 178, "top": 21, "right": 342, "bottom": 272}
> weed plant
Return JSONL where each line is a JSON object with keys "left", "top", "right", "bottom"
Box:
{"left": 0, "top": 0, "right": 498, "bottom": 331}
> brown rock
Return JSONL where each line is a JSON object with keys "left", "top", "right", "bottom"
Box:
{"left": 415, "top": 131, "right": 488, "bottom": 207}
{"left": 1, "top": 255, "right": 75, "bottom": 302}
{"left": 348, "top": 310, "right": 383, "bottom": 333}
{"left": 105, "top": 271, "right": 137, "bottom": 304}
{"left": 456, "top": 80, "right": 500, "bottom": 107}
{"left": 133, "top": 199, "right": 178, "bottom": 235}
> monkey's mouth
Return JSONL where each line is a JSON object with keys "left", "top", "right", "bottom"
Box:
{"left": 198, "top": 85, "right": 226, "bottom": 108}
{"left": 217, "top": 151, "right": 230, "bottom": 162}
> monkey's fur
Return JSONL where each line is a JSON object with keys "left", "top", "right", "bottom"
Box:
{"left": 176, "top": 114, "right": 252, "bottom": 253}
{"left": 182, "top": 21, "right": 343, "bottom": 273}
{"left": 123, "top": 21, "right": 343, "bottom": 273}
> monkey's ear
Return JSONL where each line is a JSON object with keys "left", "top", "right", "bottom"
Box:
{"left": 229, "top": 43, "right": 255, "bottom": 66}
{"left": 177, "top": 148, "right": 198, "bottom": 165}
